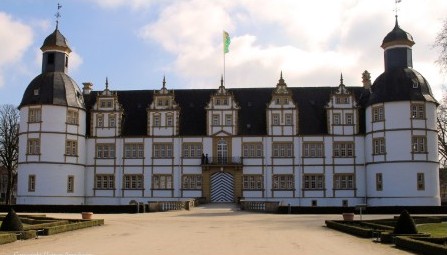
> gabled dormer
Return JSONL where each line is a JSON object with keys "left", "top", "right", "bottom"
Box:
{"left": 266, "top": 72, "right": 298, "bottom": 136}
{"left": 205, "top": 76, "right": 240, "bottom": 136}
{"left": 325, "top": 74, "right": 359, "bottom": 135}
{"left": 90, "top": 78, "right": 124, "bottom": 137}
{"left": 147, "top": 77, "right": 180, "bottom": 136}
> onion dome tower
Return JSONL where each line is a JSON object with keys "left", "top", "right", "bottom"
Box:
{"left": 365, "top": 17, "right": 440, "bottom": 206}
{"left": 16, "top": 8, "right": 87, "bottom": 205}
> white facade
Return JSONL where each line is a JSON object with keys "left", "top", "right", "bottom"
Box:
{"left": 16, "top": 21, "right": 441, "bottom": 206}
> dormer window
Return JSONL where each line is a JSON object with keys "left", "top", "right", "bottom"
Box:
{"left": 34, "top": 89, "right": 39, "bottom": 96}
{"left": 336, "top": 96, "right": 350, "bottom": 104}
{"left": 284, "top": 98, "right": 288, "bottom": 104}
{"left": 275, "top": 98, "right": 280, "bottom": 105}
{"left": 158, "top": 99, "right": 163, "bottom": 106}
{"left": 272, "top": 114, "right": 280, "bottom": 125}
{"left": 154, "top": 115, "right": 161, "bottom": 127}
{"left": 223, "top": 99, "right": 228, "bottom": 105}
{"left": 216, "top": 99, "right": 221, "bottom": 105}
{"left": 100, "top": 99, "right": 113, "bottom": 109}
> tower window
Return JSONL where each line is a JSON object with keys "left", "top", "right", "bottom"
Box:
{"left": 47, "top": 53, "right": 55, "bottom": 65}
{"left": 65, "top": 55, "right": 69, "bottom": 68}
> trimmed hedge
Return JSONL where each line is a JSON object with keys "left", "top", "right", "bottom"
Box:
{"left": 0, "top": 204, "right": 139, "bottom": 214}
{"left": 278, "top": 206, "right": 447, "bottom": 214}
{"left": 23, "top": 220, "right": 69, "bottom": 231}
{"left": 0, "top": 233, "right": 16, "bottom": 245}
{"left": 394, "top": 236, "right": 447, "bottom": 255}
{"left": 380, "top": 231, "right": 431, "bottom": 244}
{"left": 43, "top": 219, "right": 104, "bottom": 235}
{"left": 325, "top": 220, "right": 373, "bottom": 238}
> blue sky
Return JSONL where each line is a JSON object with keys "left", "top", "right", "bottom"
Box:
{"left": 0, "top": 0, "right": 446, "bottom": 106}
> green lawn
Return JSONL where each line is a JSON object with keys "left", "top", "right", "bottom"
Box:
{"left": 417, "top": 222, "right": 447, "bottom": 237}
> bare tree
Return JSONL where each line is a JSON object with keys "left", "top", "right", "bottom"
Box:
{"left": 435, "top": 18, "right": 447, "bottom": 73}
{"left": 438, "top": 91, "right": 447, "bottom": 167}
{"left": 0, "top": 105, "right": 19, "bottom": 204}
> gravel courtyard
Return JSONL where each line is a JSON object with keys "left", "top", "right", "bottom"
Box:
{"left": 1, "top": 204, "right": 412, "bottom": 255}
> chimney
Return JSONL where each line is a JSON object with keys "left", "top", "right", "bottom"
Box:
{"left": 362, "top": 70, "right": 371, "bottom": 90}
{"left": 82, "top": 82, "right": 93, "bottom": 95}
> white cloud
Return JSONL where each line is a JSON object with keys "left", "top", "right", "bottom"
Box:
{"left": 90, "top": 0, "right": 154, "bottom": 10}
{"left": 0, "top": 12, "right": 33, "bottom": 88}
{"left": 137, "top": 0, "right": 447, "bottom": 96}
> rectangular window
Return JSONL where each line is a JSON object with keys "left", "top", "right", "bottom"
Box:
{"left": 124, "top": 143, "right": 144, "bottom": 158}
{"left": 376, "top": 173, "right": 383, "bottom": 191}
{"left": 28, "top": 108, "right": 41, "bottom": 123}
{"left": 109, "top": 114, "right": 116, "bottom": 127}
{"left": 182, "top": 175, "right": 202, "bottom": 190}
{"left": 272, "top": 113, "right": 280, "bottom": 125}
{"left": 66, "top": 109, "right": 78, "bottom": 125}
{"left": 215, "top": 99, "right": 221, "bottom": 105}
{"left": 100, "top": 99, "right": 113, "bottom": 108}
{"left": 243, "top": 175, "right": 263, "bottom": 190}
{"left": 372, "top": 106, "right": 384, "bottom": 122}
{"left": 65, "top": 140, "right": 78, "bottom": 156}
{"left": 412, "top": 136, "right": 426, "bottom": 153}
{"left": 285, "top": 113, "right": 293, "bottom": 125}
{"left": 27, "top": 139, "right": 40, "bottom": 155}
{"left": 336, "top": 96, "right": 350, "bottom": 104}
{"left": 333, "top": 113, "right": 341, "bottom": 125}
{"left": 225, "top": 114, "right": 232, "bottom": 126}
{"left": 153, "top": 174, "right": 173, "bottom": 189}
{"left": 67, "top": 175, "right": 74, "bottom": 193}
{"left": 303, "top": 174, "right": 324, "bottom": 189}
{"left": 242, "top": 143, "right": 263, "bottom": 158}
{"left": 153, "top": 143, "right": 173, "bottom": 158}
{"left": 153, "top": 115, "right": 160, "bottom": 127}
{"left": 272, "top": 175, "right": 294, "bottom": 190}
{"left": 182, "top": 143, "right": 202, "bottom": 158}
{"left": 417, "top": 173, "right": 425, "bottom": 190}
{"left": 95, "top": 174, "right": 115, "bottom": 189}
{"left": 373, "top": 138, "right": 386, "bottom": 155}
{"left": 28, "top": 175, "right": 36, "bottom": 192}
{"left": 411, "top": 104, "right": 425, "bottom": 119}
{"left": 272, "top": 143, "right": 293, "bottom": 157}
{"left": 303, "top": 142, "right": 324, "bottom": 158}
{"left": 96, "top": 115, "right": 104, "bottom": 127}
{"left": 333, "top": 142, "right": 354, "bottom": 157}
{"left": 212, "top": 114, "right": 220, "bottom": 126}
{"left": 345, "top": 113, "right": 353, "bottom": 125}
{"left": 123, "top": 174, "right": 143, "bottom": 189}
{"left": 166, "top": 115, "right": 173, "bottom": 127}
{"left": 334, "top": 174, "right": 355, "bottom": 189}
{"left": 96, "top": 143, "right": 115, "bottom": 158}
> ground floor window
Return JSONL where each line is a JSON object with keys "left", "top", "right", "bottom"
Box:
{"left": 333, "top": 174, "right": 355, "bottom": 189}
{"left": 376, "top": 173, "right": 383, "bottom": 191}
{"left": 303, "top": 174, "right": 324, "bottom": 190}
{"left": 28, "top": 175, "right": 36, "bottom": 192}
{"left": 272, "top": 175, "right": 294, "bottom": 190}
{"left": 182, "top": 175, "right": 202, "bottom": 190}
{"left": 123, "top": 174, "right": 144, "bottom": 189}
{"left": 95, "top": 174, "right": 115, "bottom": 189}
{"left": 417, "top": 173, "right": 425, "bottom": 190}
{"left": 243, "top": 175, "right": 263, "bottom": 190}
{"left": 153, "top": 174, "right": 173, "bottom": 189}
{"left": 67, "top": 175, "right": 74, "bottom": 193}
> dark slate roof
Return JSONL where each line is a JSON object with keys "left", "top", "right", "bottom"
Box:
{"left": 19, "top": 72, "right": 85, "bottom": 109}
{"left": 84, "top": 86, "right": 368, "bottom": 137}
{"left": 41, "top": 28, "right": 71, "bottom": 52}
{"left": 367, "top": 68, "right": 438, "bottom": 106}
{"left": 381, "top": 19, "right": 415, "bottom": 48}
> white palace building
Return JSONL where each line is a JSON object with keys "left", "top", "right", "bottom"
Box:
{"left": 16, "top": 18, "right": 441, "bottom": 206}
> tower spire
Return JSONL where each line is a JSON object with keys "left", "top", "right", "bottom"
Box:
{"left": 162, "top": 75, "right": 166, "bottom": 89}
{"left": 105, "top": 77, "right": 109, "bottom": 90}
{"left": 55, "top": 3, "right": 62, "bottom": 29}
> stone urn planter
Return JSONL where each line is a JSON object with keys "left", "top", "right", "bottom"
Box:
{"left": 81, "top": 212, "right": 93, "bottom": 220}
{"left": 342, "top": 213, "right": 355, "bottom": 221}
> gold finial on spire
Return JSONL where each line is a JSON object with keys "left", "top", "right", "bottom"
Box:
{"left": 55, "top": 3, "right": 62, "bottom": 29}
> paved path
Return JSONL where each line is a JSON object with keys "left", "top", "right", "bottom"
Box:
{"left": 1, "top": 204, "right": 413, "bottom": 255}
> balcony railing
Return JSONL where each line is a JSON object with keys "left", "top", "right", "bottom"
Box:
{"left": 201, "top": 157, "right": 243, "bottom": 165}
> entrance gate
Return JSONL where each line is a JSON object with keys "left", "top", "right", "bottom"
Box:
{"left": 210, "top": 172, "right": 234, "bottom": 202}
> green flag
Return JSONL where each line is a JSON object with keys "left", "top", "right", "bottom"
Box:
{"left": 223, "top": 31, "right": 231, "bottom": 54}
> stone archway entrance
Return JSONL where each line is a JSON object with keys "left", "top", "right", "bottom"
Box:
{"left": 210, "top": 172, "right": 234, "bottom": 202}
